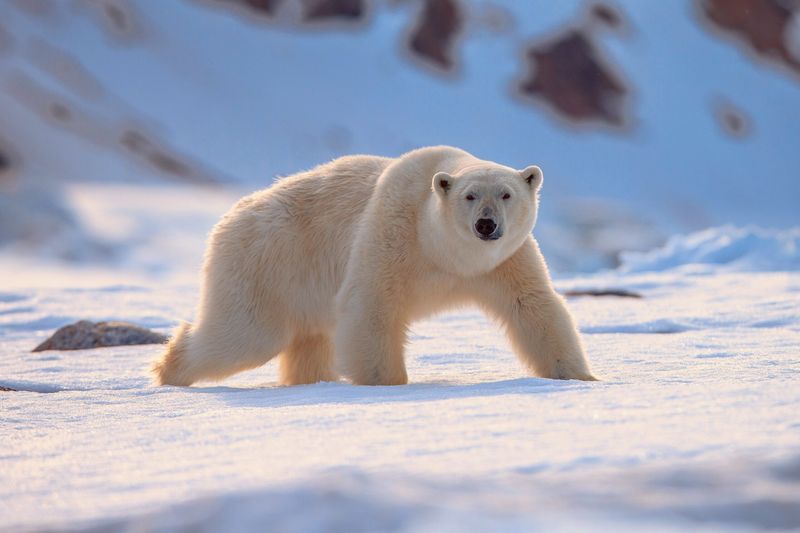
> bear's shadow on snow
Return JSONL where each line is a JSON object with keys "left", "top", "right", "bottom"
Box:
{"left": 186, "top": 377, "right": 595, "bottom": 408}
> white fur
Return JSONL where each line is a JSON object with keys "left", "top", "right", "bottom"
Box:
{"left": 152, "top": 146, "right": 595, "bottom": 386}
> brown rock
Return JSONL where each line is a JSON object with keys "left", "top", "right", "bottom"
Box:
{"left": 408, "top": 0, "right": 462, "bottom": 71}
{"left": 245, "top": 0, "right": 283, "bottom": 16}
{"left": 564, "top": 288, "right": 642, "bottom": 299}
{"left": 697, "top": 0, "right": 800, "bottom": 77}
{"left": 203, "top": 0, "right": 283, "bottom": 19}
{"left": 76, "top": 0, "right": 149, "bottom": 44}
{"left": 33, "top": 320, "right": 167, "bottom": 352}
{"left": 244, "top": 0, "right": 282, "bottom": 15}
{"left": 303, "top": 0, "right": 364, "bottom": 21}
{"left": 518, "top": 29, "right": 630, "bottom": 127}
{"left": 118, "top": 128, "right": 220, "bottom": 184}
{"left": 590, "top": 3, "right": 623, "bottom": 29}
{"left": 713, "top": 97, "right": 752, "bottom": 138}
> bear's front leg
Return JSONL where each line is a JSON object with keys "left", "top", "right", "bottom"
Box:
{"left": 476, "top": 237, "right": 597, "bottom": 381}
{"left": 334, "top": 278, "right": 409, "bottom": 386}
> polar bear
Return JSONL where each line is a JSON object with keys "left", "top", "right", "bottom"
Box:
{"left": 152, "top": 146, "right": 595, "bottom": 386}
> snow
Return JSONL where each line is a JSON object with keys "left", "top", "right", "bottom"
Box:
{"left": 2, "top": 1, "right": 800, "bottom": 530}
{"left": 1, "top": 186, "right": 799, "bottom": 531}
{"left": 0, "top": 183, "right": 241, "bottom": 288}
{"left": 1, "top": 0, "right": 799, "bottom": 270}
{"left": 619, "top": 226, "right": 800, "bottom": 273}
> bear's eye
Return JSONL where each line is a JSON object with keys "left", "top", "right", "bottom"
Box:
{"left": 465, "top": 194, "right": 476, "bottom": 201}
{"left": 502, "top": 193, "right": 511, "bottom": 200}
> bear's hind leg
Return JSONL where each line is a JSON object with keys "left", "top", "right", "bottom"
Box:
{"left": 279, "top": 333, "right": 337, "bottom": 385}
{"left": 334, "top": 292, "right": 409, "bottom": 386}
{"left": 152, "top": 319, "right": 289, "bottom": 386}
{"left": 152, "top": 322, "right": 193, "bottom": 386}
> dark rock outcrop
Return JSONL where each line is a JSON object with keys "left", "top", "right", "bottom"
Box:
{"left": 408, "top": 0, "right": 462, "bottom": 71}
{"left": 564, "top": 288, "right": 643, "bottom": 299}
{"left": 206, "top": 0, "right": 283, "bottom": 18}
{"left": 303, "top": 0, "right": 364, "bottom": 21}
{"left": 76, "top": 0, "right": 149, "bottom": 44}
{"left": 243, "top": 0, "right": 284, "bottom": 16}
{"left": 0, "top": 135, "right": 17, "bottom": 177}
{"left": 590, "top": 3, "right": 624, "bottom": 29}
{"left": 697, "top": 0, "right": 800, "bottom": 77}
{"left": 204, "top": 0, "right": 367, "bottom": 22}
{"left": 118, "top": 129, "right": 219, "bottom": 184}
{"left": 33, "top": 320, "right": 167, "bottom": 352}
{"left": 713, "top": 98, "right": 752, "bottom": 138}
{"left": 518, "top": 29, "right": 630, "bottom": 127}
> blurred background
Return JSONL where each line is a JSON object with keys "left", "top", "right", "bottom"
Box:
{"left": 1, "top": 0, "right": 799, "bottom": 284}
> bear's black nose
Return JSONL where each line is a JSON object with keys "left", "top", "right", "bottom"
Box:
{"left": 475, "top": 218, "right": 497, "bottom": 237}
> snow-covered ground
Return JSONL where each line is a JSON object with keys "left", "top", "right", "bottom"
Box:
{"left": 2, "top": 1, "right": 800, "bottom": 530}
{"left": 1, "top": 185, "right": 799, "bottom": 531}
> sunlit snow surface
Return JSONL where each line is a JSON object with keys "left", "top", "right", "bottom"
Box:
{"left": 1, "top": 189, "right": 799, "bottom": 532}
{"left": 2, "top": 1, "right": 800, "bottom": 528}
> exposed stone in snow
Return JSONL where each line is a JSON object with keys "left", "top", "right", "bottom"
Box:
{"left": 33, "top": 320, "right": 167, "bottom": 352}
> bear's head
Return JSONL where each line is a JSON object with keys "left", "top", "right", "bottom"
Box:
{"left": 429, "top": 163, "right": 543, "bottom": 273}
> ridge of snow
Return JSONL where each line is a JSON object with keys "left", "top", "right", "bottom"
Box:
{"left": 619, "top": 225, "right": 800, "bottom": 273}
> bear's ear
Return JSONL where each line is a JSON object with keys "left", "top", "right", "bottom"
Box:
{"left": 433, "top": 172, "right": 453, "bottom": 197}
{"left": 520, "top": 165, "right": 543, "bottom": 192}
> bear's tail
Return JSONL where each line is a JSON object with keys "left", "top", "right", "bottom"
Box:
{"left": 151, "top": 322, "right": 193, "bottom": 386}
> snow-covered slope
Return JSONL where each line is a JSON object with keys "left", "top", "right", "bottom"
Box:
{"left": 1, "top": 1, "right": 799, "bottom": 271}
{"left": 620, "top": 225, "right": 800, "bottom": 273}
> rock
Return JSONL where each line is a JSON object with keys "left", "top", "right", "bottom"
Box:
{"left": 0, "top": 135, "right": 17, "bottom": 176}
{"left": 118, "top": 128, "right": 221, "bottom": 184}
{"left": 199, "top": 0, "right": 284, "bottom": 21}
{"left": 518, "top": 29, "right": 630, "bottom": 127}
{"left": 696, "top": 0, "right": 800, "bottom": 78}
{"left": 76, "top": 0, "right": 149, "bottom": 44}
{"left": 590, "top": 3, "right": 624, "bottom": 30}
{"left": 230, "top": 0, "right": 284, "bottom": 18}
{"left": 32, "top": 320, "right": 167, "bottom": 352}
{"left": 408, "top": 0, "right": 462, "bottom": 71}
{"left": 564, "top": 288, "right": 643, "bottom": 299}
{"left": 244, "top": 0, "right": 284, "bottom": 16}
{"left": 0, "top": 385, "right": 16, "bottom": 392}
{"left": 303, "top": 0, "right": 365, "bottom": 21}
{"left": 712, "top": 97, "right": 751, "bottom": 138}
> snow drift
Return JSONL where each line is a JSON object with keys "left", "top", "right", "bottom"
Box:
{"left": 620, "top": 225, "right": 800, "bottom": 273}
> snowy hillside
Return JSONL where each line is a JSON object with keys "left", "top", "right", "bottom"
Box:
{"left": 1, "top": 0, "right": 799, "bottom": 272}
